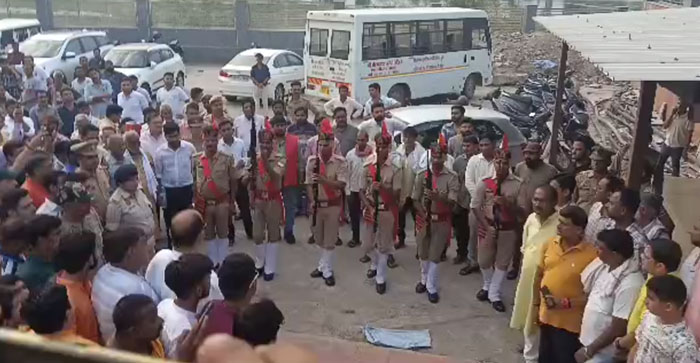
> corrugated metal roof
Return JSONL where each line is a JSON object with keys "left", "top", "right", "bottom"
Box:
{"left": 534, "top": 8, "right": 700, "bottom": 81}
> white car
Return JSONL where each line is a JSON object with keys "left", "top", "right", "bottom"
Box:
{"left": 104, "top": 43, "right": 186, "bottom": 96}
{"left": 218, "top": 48, "right": 304, "bottom": 101}
{"left": 19, "top": 30, "right": 114, "bottom": 81}
{"left": 391, "top": 104, "right": 526, "bottom": 164}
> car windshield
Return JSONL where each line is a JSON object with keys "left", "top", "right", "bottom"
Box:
{"left": 228, "top": 53, "right": 269, "bottom": 67}
{"left": 19, "top": 38, "right": 64, "bottom": 58}
{"left": 105, "top": 49, "right": 148, "bottom": 68}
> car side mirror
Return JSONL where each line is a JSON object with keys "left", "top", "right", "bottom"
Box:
{"left": 150, "top": 61, "right": 156, "bottom": 68}
{"left": 63, "top": 51, "right": 76, "bottom": 59}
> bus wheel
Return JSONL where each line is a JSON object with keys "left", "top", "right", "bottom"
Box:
{"left": 463, "top": 74, "right": 481, "bottom": 99}
{"left": 388, "top": 84, "right": 411, "bottom": 106}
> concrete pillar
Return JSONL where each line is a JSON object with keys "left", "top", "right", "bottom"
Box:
{"left": 522, "top": 4, "right": 537, "bottom": 33}
{"left": 135, "top": 0, "right": 151, "bottom": 40}
{"left": 235, "top": 0, "right": 251, "bottom": 53}
{"left": 35, "top": 0, "right": 53, "bottom": 29}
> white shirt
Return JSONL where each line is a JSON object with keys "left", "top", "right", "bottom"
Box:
{"left": 464, "top": 153, "right": 495, "bottom": 197}
{"left": 117, "top": 91, "right": 149, "bottom": 124}
{"left": 233, "top": 114, "right": 265, "bottom": 154}
{"left": 157, "top": 299, "right": 197, "bottom": 358}
{"left": 579, "top": 260, "right": 644, "bottom": 357}
{"left": 324, "top": 96, "right": 363, "bottom": 119}
{"left": 634, "top": 312, "right": 698, "bottom": 363}
{"left": 1, "top": 115, "right": 35, "bottom": 142}
{"left": 665, "top": 113, "right": 693, "bottom": 148}
{"left": 17, "top": 65, "right": 49, "bottom": 92}
{"left": 70, "top": 77, "right": 92, "bottom": 98}
{"left": 156, "top": 86, "right": 189, "bottom": 118}
{"left": 680, "top": 247, "right": 700, "bottom": 295}
{"left": 36, "top": 199, "right": 61, "bottom": 217}
{"left": 363, "top": 95, "right": 401, "bottom": 116}
{"left": 217, "top": 137, "right": 247, "bottom": 166}
{"left": 140, "top": 130, "right": 168, "bottom": 161}
{"left": 154, "top": 141, "right": 196, "bottom": 188}
{"left": 345, "top": 147, "right": 376, "bottom": 193}
{"left": 357, "top": 118, "right": 405, "bottom": 144}
{"left": 91, "top": 263, "right": 159, "bottom": 343}
{"left": 144, "top": 249, "right": 223, "bottom": 304}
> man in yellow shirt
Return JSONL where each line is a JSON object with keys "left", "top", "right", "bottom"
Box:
{"left": 510, "top": 185, "right": 559, "bottom": 363}
{"left": 613, "top": 238, "right": 682, "bottom": 358}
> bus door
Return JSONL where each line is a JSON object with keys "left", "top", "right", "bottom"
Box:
{"left": 465, "top": 17, "right": 493, "bottom": 84}
{"left": 306, "top": 22, "right": 353, "bottom": 100}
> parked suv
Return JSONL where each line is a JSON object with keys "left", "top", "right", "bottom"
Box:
{"left": 20, "top": 30, "right": 114, "bottom": 81}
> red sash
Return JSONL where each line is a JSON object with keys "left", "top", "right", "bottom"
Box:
{"left": 415, "top": 171, "right": 452, "bottom": 231}
{"left": 363, "top": 164, "right": 398, "bottom": 238}
{"left": 258, "top": 157, "right": 281, "bottom": 198}
{"left": 318, "top": 157, "right": 339, "bottom": 202}
{"left": 483, "top": 178, "right": 514, "bottom": 224}
{"left": 283, "top": 134, "right": 299, "bottom": 187}
{"left": 194, "top": 154, "right": 226, "bottom": 215}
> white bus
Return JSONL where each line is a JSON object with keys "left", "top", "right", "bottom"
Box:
{"left": 303, "top": 7, "right": 493, "bottom": 106}
{"left": 0, "top": 18, "right": 41, "bottom": 50}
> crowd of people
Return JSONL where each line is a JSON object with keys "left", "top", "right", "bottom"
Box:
{"left": 0, "top": 46, "right": 698, "bottom": 363}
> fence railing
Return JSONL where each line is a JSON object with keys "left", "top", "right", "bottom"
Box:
{"left": 0, "top": 0, "right": 36, "bottom": 18}
{"left": 151, "top": 0, "right": 235, "bottom": 29}
{"left": 248, "top": 0, "right": 334, "bottom": 30}
{"left": 53, "top": 0, "right": 137, "bottom": 28}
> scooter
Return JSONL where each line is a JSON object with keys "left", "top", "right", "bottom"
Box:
{"left": 150, "top": 31, "right": 184, "bottom": 58}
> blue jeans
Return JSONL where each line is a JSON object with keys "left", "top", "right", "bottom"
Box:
{"left": 283, "top": 186, "right": 302, "bottom": 237}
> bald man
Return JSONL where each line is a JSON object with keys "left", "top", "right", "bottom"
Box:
{"left": 145, "top": 209, "right": 223, "bottom": 304}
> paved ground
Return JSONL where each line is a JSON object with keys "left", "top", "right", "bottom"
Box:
{"left": 183, "top": 63, "right": 523, "bottom": 362}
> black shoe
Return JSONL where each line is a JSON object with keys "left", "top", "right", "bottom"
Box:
{"left": 324, "top": 275, "right": 335, "bottom": 286}
{"left": 366, "top": 269, "right": 377, "bottom": 278}
{"left": 459, "top": 264, "right": 479, "bottom": 276}
{"left": 285, "top": 234, "right": 296, "bottom": 245}
{"left": 415, "top": 282, "right": 427, "bottom": 294}
{"left": 359, "top": 255, "right": 370, "bottom": 263}
{"left": 307, "top": 236, "right": 315, "bottom": 244}
{"left": 440, "top": 251, "right": 447, "bottom": 262}
{"left": 387, "top": 254, "right": 398, "bottom": 269}
{"left": 257, "top": 267, "right": 264, "bottom": 275}
{"left": 310, "top": 269, "right": 323, "bottom": 278}
{"left": 395, "top": 241, "right": 406, "bottom": 249}
{"left": 347, "top": 240, "right": 360, "bottom": 248}
{"left": 507, "top": 269, "right": 518, "bottom": 280}
{"left": 428, "top": 292, "right": 440, "bottom": 304}
{"left": 263, "top": 273, "right": 275, "bottom": 281}
{"left": 476, "top": 289, "right": 489, "bottom": 302}
{"left": 453, "top": 255, "right": 467, "bottom": 265}
{"left": 492, "top": 300, "right": 506, "bottom": 312}
{"left": 376, "top": 282, "right": 386, "bottom": 294}
{"left": 335, "top": 238, "right": 343, "bottom": 246}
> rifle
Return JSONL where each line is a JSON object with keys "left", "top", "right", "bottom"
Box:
{"left": 312, "top": 136, "right": 320, "bottom": 227}
{"left": 373, "top": 155, "right": 381, "bottom": 233}
{"left": 249, "top": 138, "right": 257, "bottom": 197}
{"left": 492, "top": 178, "right": 502, "bottom": 239}
{"left": 425, "top": 150, "right": 432, "bottom": 236}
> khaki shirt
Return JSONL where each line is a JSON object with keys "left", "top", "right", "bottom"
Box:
{"left": 471, "top": 173, "right": 521, "bottom": 222}
{"left": 453, "top": 154, "right": 472, "bottom": 209}
{"left": 514, "top": 161, "right": 558, "bottom": 215}
{"left": 575, "top": 169, "right": 600, "bottom": 213}
{"left": 61, "top": 208, "right": 104, "bottom": 262}
{"left": 305, "top": 154, "right": 348, "bottom": 201}
{"left": 252, "top": 153, "right": 285, "bottom": 193}
{"left": 105, "top": 187, "right": 155, "bottom": 235}
{"left": 411, "top": 166, "right": 459, "bottom": 213}
{"left": 362, "top": 156, "right": 402, "bottom": 204}
{"left": 286, "top": 96, "right": 320, "bottom": 118}
{"left": 78, "top": 167, "right": 111, "bottom": 221}
{"left": 193, "top": 152, "right": 239, "bottom": 200}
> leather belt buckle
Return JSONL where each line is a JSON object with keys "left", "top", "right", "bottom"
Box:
{"left": 431, "top": 214, "right": 439, "bottom": 222}
{"left": 319, "top": 201, "right": 329, "bottom": 208}
{"left": 260, "top": 191, "right": 268, "bottom": 199}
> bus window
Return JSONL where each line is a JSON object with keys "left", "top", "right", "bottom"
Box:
{"left": 390, "top": 22, "right": 413, "bottom": 57}
{"left": 330, "top": 30, "right": 350, "bottom": 60}
{"left": 467, "top": 18, "right": 491, "bottom": 50}
{"left": 309, "top": 28, "right": 329, "bottom": 57}
{"left": 415, "top": 21, "right": 442, "bottom": 55}
{"left": 362, "top": 23, "right": 388, "bottom": 61}
{"left": 445, "top": 20, "right": 466, "bottom": 52}
{"left": 0, "top": 31, "right": 12, "bottom": 48}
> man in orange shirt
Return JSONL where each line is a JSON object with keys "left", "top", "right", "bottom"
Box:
{"left": 21, "top": 154, "right": 53, "bottom": 208}
{"left": 532, "top": 205, "right": 598, "bottom": 363}
{"left": 55, "top": 230, "right": 101, "bottom": 344}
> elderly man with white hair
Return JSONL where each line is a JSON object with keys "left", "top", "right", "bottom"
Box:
{"left": 71, "top": 113, "right": 91, "bottom": 140}
{"left": 123, "top": 130, "right": 158, "bottom": 204}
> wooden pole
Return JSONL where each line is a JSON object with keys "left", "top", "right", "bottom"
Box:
{"left": 627, "top": 81, "right": 657, "bottom": 190}
{"left": 548, "top": 41, "right": 568, "bottom": 166}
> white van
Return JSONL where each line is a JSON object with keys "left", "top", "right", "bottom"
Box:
{"left": 0, "top": 18, "right": 41, "bottom": 49}
{"left": 303, "top": 7, "right": 493, "bottom": 106}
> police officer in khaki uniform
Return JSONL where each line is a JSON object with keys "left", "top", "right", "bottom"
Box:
{"left": 193, "top": 124, "right": 239, "bottom": 267}
{"left": 308, "top": 119, "right": 348, "bottom": 287}
{"left": 472, "top": 147, "right": 522, "bottom": 313}
{"left": 359, "top": 124, "right": 402, "bottom": 295}
{"left": 73, "top": 141, "right": 111, "bottom": 222}
{"left": 574, "top": 146, "right": 612, "bottom": 213}
{"left": 250, "top": 123, "right": 286, "bottom": 281}
{"left": 413, "top": 134, "right": 459, "bottom": 304}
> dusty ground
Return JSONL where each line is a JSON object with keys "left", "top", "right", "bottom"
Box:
{"left": 184, "top": 64, "right": 523, "bottom": 362}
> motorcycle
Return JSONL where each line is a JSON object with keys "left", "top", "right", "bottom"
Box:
{"left": 150, "top": 31, "right": 184, "bottom": 59}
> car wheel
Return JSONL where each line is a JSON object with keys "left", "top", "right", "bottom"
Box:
{"left": 463, "top": 73, "right": 480, "bottom": 99}
{"left": 176, "top": 72, "right": 185, "bottom": 87}
{"left": 388, "top": 84, "right": 411, "bottom": 106}
{"left": 274, "top": 84, "right": 285, "bottom": 101}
